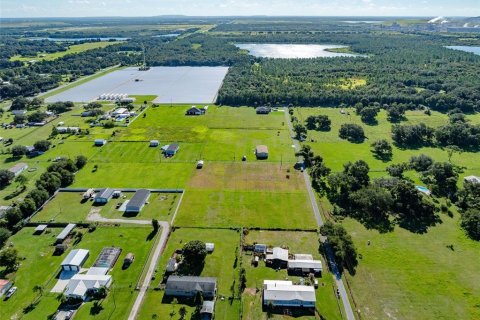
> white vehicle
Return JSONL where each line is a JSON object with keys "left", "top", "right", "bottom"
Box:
{"left": 6, "top": 286, "right": 17, "bottom": 298}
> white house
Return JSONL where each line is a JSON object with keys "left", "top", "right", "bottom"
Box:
{"left": 464, "top": 175, "right": 480, "bottom": 184}
{"left": 263, "top": 280, "right": 316, "bottom": 308}
{"left": 64, "top": 274, "right": 112, "bottom": 300}
{"left": 8, "top": 163, "right": 28, "bottom": 177}
{"left": 61, "top": 249, "right": 89, "bottom": 272}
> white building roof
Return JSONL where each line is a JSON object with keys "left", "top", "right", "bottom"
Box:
{"left": 294, "top": 254, "right": 313, "bottom": 260}
{"left": 206, "top": 243, "right": 214, "bottom": 252}
{"left": 86, "top": 267, "right": 109, "bottom": 275}
{"left": 64, "top": 274, "right": 111, "bottom": 298}
{"left": 287, "top": 259, "right": 323, "bottom": 271}
{"left": 263, "top": 280, "right": 316, "bottom": 303}
{"left": 35, "top": 225, "right": 47, "bottom": 232}
{"left": 56, "top": 223, "right": 76, "bottom": 241}
{"left": 61, "top": 249, "right": 89, "bottom": 267}
{"left": 464, "top": 175, "right": 480, "bottom": 184}
{"left": 266, "top": 247, "right": 289, "bottom": 261}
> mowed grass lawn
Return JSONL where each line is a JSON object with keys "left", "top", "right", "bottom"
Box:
{"left": 342, "top": 212, "right": 480, "bottom": 320}
{"left": 242, "top": 231, "right": 342, "bottom": 320}
{"left": 175, "top": 163, "right": 316, "bottom": 229}
{"left": 31, "top": 191, "right": 180, "bottom": 223}
{"left": 0, "top": 225, "right": 154, "bottom": 320}
{"left": 295, "top": 108, "right": 480, "bottom": 176}
{"left": 137, "top": 228, "right": 241, "bottom": 320}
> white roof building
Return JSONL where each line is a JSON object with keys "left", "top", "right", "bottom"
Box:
{"left": 206, "top": 243, "right": 215, "bottom": 253}
{"left": 294, "top": 254, "right": 313, "bottom": 260}
{"left": 263, "top": 280, "right": 316, "bottom": 307}
{"left": 266, "top": 247, "right": 289, "bottom": 262}
{"left": 64, "top": 274, "right": 112, "bottom": 300}
{"left": 287, "top": 259, "right": 323, "bottom": 273}
{"left": 464, "top": 175, "right": 480, "bottom": 184}
{"left": 61, "top": 249, "right": 89, "bottom": 272}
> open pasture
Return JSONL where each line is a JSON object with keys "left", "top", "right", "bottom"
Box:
{"left": 45, "top": 67, "right": 229, "bottom": 103}
{"left": 342, "top": 212, "right": 480, "bottom": 320}
{"left": 295, "top": 108, "right": 480, "bottom": 174}
{"left": 241, "top": 230, "right": 342, "bottom": 320}
{"left": 137, "top": 228, "right": 241, "bottom": 320}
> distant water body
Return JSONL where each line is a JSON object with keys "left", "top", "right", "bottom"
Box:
{"left": 342, "top": 21, "right": 384, "bottom": 24}
{"left": 152, "top": 33, "right": 180, "bottom": 38}
{"left": 445, "top": 46, "right": 480, "bottom": 56}
{"left": 29, "top": 37, "right": 129, "bottom": 42}
{"left": 235, "top": 44, "right": 361, "bottom": 58}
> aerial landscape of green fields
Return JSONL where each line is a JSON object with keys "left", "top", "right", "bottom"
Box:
{"left": 0, "top": 2, "right": 479, "bottom": 320}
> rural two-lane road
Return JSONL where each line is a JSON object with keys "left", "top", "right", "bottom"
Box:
{"left": 284, "top": 108, "right": 356, "bottom": 320}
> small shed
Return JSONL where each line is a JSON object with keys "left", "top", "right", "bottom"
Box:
{"left": 0, "top": 279, "right": 13, "bottom": 297}
{"left": 94, "top": 188, "right": 114, "bottom": 204}
{"left": 166, "top": 258, "right": 179, "bottom": 273}
{"left": 150, "top": 140, "right": 159, "bottom": 147}
{"left": 61, "top": 249, "right": 89, "bottom": 272}
{"left": 256, "top": 106, "right": 271, "bottom": 114}
{"left": 186, "top": 106, "right": 206, "bottom": 115}
{"left": 94, "top": 139, "right": 107, "bottom": 146}
{"left": 254, "top": 244, "right": 267, "bottom": 255}
{"left": 205, "top": 243, "right": 215, "bottom": 253}
{"left": 200, "top": 300, "right": 215, "bottom": 319}
{"left": 34, "top": 224, "right": 47, "bottom": 235}
{"left": 464, "top": 175, "right": 480, "bottom": 184}
{"left": 255, "top": 145, "right": 269, "bottom": 159}
{"left": 56, "top": 223, "right": 76, "bottom": 244}
{"left": 196, "top": 160, "right": 204, "bottom": 169}
{"left": 165, "top": 143, "right": 180, "bottom": 156}
{"left": 8, "top": 163, "right": 29, "bottom": 177}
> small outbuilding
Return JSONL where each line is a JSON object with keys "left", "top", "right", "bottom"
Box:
{"left": 166, "top": 258, "right": 179, "bottom": 273}
{"left": 200, "top": 300, "right": 215, "bottom": 320}
{"left": 254, "top": 244, "right": 267, "bottom": 255}
{"left": 0, "top": 279, "right": 13, "bottom": 297}
{"left": 83, "top": 188, "right": 95, "bottom": 200}
{"left": 205, "top": 243, "right": 215, "bottom": 253}
{"left": 256, "top": 106, "right": 271, "bottom": 114}
{"left": 94, "top": 139, "right": 107, "bottom": 146}
{"left": 266, "top": 247, "right": 289, "bottom": 268}
{"left": 196, "top": 160, "right": 204, "bottom": 169}
{"left": 125, "top": 189, "right": 150, "bottom": 213}
{"left": 165, "top": 143, "right": 180, "bottom": 156}
{"left": 123, "top": 253, "right": 135, "bottom": 268}
{"left": 34, "top": 224, "right": 47, "bottom": 235}
{"left": 186, "top": 106, "right": 206, "bottom": 115}
{"left": 56, "top": 223, "right": 76, "bottom": 244}
{"left": 165, "top": 276, "right": 217, "bottom": 299}
{"left": 464, "top": 175, "right": 480, "bottom": 184}
{"left": 150, "top": 140, "right": 159, "bottom": 147}
{"left": 8, "top": 163, "right": 28, "bottom": 177}
{"left": 255, "top": 145, "right": 269, "bottom": 159}
{"left": 61, "top": 249, "right": 89, "bottom": 272}
{"left": 94, "top": 188, "right": 114, "bottom": 204}
{"left": 287, "top": 259, "right": 323, "bottom": 276}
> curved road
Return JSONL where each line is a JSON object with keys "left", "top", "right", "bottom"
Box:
{"left": 284, "top": 108, "right": 356, "bottom": 320}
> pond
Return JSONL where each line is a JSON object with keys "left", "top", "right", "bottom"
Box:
{"left": 445, "top": 46, "right": 480, "bottom": 56}
{"left": 235, "top": 43, "right": 360, "bottom": 58}
{"left": 28, "top": 37, "right": 129, "bottom": 42}
{"left": 152, "top": 33, "right": 180, "bottom": 38}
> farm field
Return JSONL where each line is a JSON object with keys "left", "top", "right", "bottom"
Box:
{"left": 0, "top": 225, "right": 155, "bottom": 320}
{"left": 295, "top": 108, "right": 480, "bottom": 176}
{"left": 9, "top": 41, "right": 123, "bottom": 62}
{"left": 175, "top": 163, "right": 315, "bottom": 229}
{"left": 341, "top": 211, "right": 480, "bottom": 320}
{"left": 31, "top": 191, "right": 181, "bottom": 223}
{"left": 241, "top": 230, "right": 343, "bottom": 320}
{"left": 137, "top": 228, "right": 241, "bottom": 320}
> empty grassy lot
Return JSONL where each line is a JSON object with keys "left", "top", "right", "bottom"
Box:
{"left": 175, "top": 163, "right": 316, "bottom": 229}
{"left": 0, "top": 225, "right": 155, "bottom": 320}
{"left": 342, "top": 210, "right": 480, "bottom": 320}
{"left": 137, "top": 228, "right": 241, "bottom": 320}
{"left": 241, "top": 230, "right": 342, "bottom": 320}
{"left": 31, "top": 191, "right": 180, "bottom": 223}
{"left": 295, "top": 108, "right": 480, "bottom": 176}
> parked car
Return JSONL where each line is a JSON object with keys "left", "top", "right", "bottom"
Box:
{"left": 5, "top": 286, "right": 17, "bottom": 298}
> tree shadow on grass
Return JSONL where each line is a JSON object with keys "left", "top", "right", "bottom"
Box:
{"left": 23, "top": 301, "right": 40, "bottom": 314}
{"left": 90, "top": 301, "right": 104, "bottom": 315}
{"left": 396, "top": 213, "right": 442, "bottom": 234}
{"left": 146, "top": 229, "right": 157, "bottom": 241}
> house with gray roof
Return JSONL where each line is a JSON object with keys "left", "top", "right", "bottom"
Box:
{"left": 94, "top": 188, "right": 114, "bottom": 204}
{"left": 125, "top": 189, "right": 150, "bottom": 213}
{"left": 165, "top": 276, "right": 217, "bottom": 299}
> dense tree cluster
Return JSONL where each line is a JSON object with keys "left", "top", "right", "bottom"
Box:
{"left": 392, "top": 123, "right": 434, "bottom": 147}
{"left": 320, "top": 221, "right": 358, "bottom": 274}
{"left": 305, "top": 115, "right": 331, "bottom": 131}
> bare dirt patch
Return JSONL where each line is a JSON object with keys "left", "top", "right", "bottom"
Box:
{"left": 188, "top": 162, "right": 304, "bottom": 192}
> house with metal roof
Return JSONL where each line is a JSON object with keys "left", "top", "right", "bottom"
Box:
{"left": 464, "top": 175, "right": 480, "bottom": 184}
{"left": 200, "top": 300, "right": 215, "bottom": 319}
{"left": 165, "top": 276, "right": 217, "bottom": 299}
{"left": 56, "top": 223, "right": 76, "bottom": 244}
{"left": 8, "top": 163, "right": 28, "bottom": 177}
{"left": 266, "top": 247, "right": 289, "bottom": 267}
{"left": 125, "top": 189, "right": 150, "bottom": 213}
{"left": 166, "top": 258, "right": 179, "bottom": 273}
{"left": 64, "top": 274, "right": 112, "bottom": 300}
{"left": 164, "top": 143, "right": 180, "bottom": 156}
{"left": 256, "top": 106, "right": 271, "bottom": 114}
{"left": 263, "top": 280, "right": 316, "bottom": 308}
{"left": 186, "top": 106, "right": 206, "bottom": 116}
{"left": 94, "top": 188, "right": 114, "bottom": 204}
{"left": 255, "top": 145, "right": 269, "bottom": 159}
{"left": 287, "top": 259, "right": 323, "bottom": 276}
{"left": 61, "top": 249, "right": 89, "bottom": 272}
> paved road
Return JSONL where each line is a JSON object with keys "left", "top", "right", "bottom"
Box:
{"left": 284, "top": 108, "right": 356, "bottom": 320}
{"left": 128, "top": 220, "right": 170, "bottom": 320}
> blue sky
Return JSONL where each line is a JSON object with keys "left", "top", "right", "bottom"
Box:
{"left": 1, "top": 0, "right": 479, "bottom": 18}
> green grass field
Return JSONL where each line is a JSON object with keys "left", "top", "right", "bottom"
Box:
{"left": 242, "top": 230, "right": 343, "bottom": 320}
{"left": 0, "top": 225, "right": 155, "bottom": 320}
{"left": 341, "top": 210, "right": 480, "bottom": 320}
{"left": 137, "top": 228, "right": 241, "bottom": 320}
{"left": 295, "top": 108, "right": 480, "bottom": 177}
{"left": 10, "top": 41, "right": 124, "bottom": 62}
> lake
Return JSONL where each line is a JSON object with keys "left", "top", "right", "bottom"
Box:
{"left": 29, "top": 37, "right": 129, "bottom": 42}
{"left": 152, "top": 33, "right": 180, "bottom": 38}
{"left": 445, "top": 46, "right": 480, "bottom": 56}
{"left": 235, "top": 44, "right": 360, "bottom": 58}
{"left": 342, "top": 20, "right": 384, "bottom": 24}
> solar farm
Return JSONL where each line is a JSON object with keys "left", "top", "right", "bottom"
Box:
{"left": 45, "top": 66, "right": 229, "bottom": 103}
